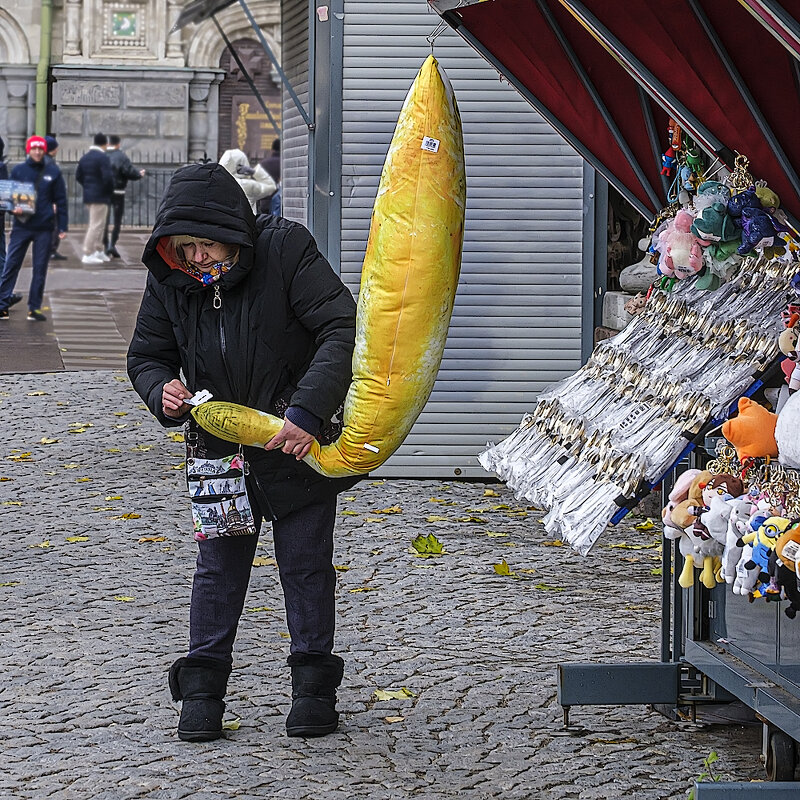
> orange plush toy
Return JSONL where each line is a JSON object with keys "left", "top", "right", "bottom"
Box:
{"left": 721, "top": 397, "right": 778, "bottom": 462}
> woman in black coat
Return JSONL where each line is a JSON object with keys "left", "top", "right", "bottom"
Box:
{"left": 127, "top": 162, "right": 358, "bottom": 742}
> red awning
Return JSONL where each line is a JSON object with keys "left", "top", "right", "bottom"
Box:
{"left": 431, "top": 0, "right": 800, "bottom": 223}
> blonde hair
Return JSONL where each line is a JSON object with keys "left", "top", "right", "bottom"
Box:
{"left": 166, "top": 235, "right": 239, "bottom": 265}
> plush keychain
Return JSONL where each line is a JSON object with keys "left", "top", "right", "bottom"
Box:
{"left": 738, "top": 515, "right": 792, "bottom": 574}
{"left": 721, "top": 397, "right": 779, "bottom": 462}
{"left": 661, "top": 146, "right": 677, "bottom": 177}
{"left": 721, "top": 496, "right": 753, "bottom": 583}
{"left": 656, "top": 209, "right": 703, "bottom": 280}
{"left": 773, "top": 524, "right": 800, "bottom": 618}
{"left": 776, "top": 390, "right": 800, "bottom": 467}
{"left": 662, "top": 468, "right": 702, "bottom": 539}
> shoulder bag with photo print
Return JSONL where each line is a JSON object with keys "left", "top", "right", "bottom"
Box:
{"left": 186, "top": 430, "right": 257, "bottom": 542}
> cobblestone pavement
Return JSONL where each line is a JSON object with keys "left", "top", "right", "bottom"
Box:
{"left": 0, "top": 370, "right": 765, "bottom": 799}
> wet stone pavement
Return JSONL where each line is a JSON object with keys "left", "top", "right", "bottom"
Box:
{"left": 1, "top": 369, "right": 764, "bottom": 799}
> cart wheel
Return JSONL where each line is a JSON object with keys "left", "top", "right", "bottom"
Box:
{"left": 765, "top": 729, "right": 797, "bottom": 781}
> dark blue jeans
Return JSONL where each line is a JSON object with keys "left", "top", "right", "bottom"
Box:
{"left": 0, "top": 225, "right": 52, "bottom": 311}
{"left": 188, "top": 495, "right": 338, "bottom": 666}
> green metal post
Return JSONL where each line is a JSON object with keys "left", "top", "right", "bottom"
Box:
{"left": 36, "top": 0, "right": 53, "bottom": 135}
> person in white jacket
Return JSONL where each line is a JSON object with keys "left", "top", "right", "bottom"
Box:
{"left": 218, "top": 149, "right": 276, "bottom": 214}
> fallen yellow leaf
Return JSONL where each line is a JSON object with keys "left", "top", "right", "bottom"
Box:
{"left": 252, "top": 556, "right": 277, "bottom": 567}
{"left": 167, "top": 432, "right": 185, "bottom": 442}
{"left": 333, "top": 565, "right": 350, "bottom": 571}
{"left": 111, "top": 512, "right": 141, "bottom": 520}
{"left": 343, "top": 495, "right": 356, "bottom": 501}
{"left": 384, "top": 716, "right": 405, "bottom": 723}
{"left": 130, "top": 445, "right": 153, "bottom": 452}
{"left": 486, "top": 531, "right": 508, "bottom": 538}
{"left": 62, "top": 463, "right": 80, "bottom": 469}
{"left": 30, "top": 540, "right": 51, "bottom": 548}
{"left": 39, "top": 437, "right": 59, "bottom": 445}
{"left": 76, "top": 477, "right": 92, "bottom": 483}
{"left": 373, "top": 688, "right": 415, "bottom": 701}
{"left": 2, "top": 500, "right": 22, "bottom": 506}
{"left": 247, "top": 606, "right": 274, "bottom": 613}
{"left": 426, "top": 515, "right": 449, "bottom": 523}
{"left": 366, "top": 517, "right": 385, "bottom": 523}
{"left": 138, "top": 536, "right": 167, "bottom": 543}
{"left": 483, "top": 489, "right": 500, "bottom": 497}
{"left": 493, "top": 559, "right": 513, "bottom": 576}
{"left": 541, "top": 540, "right": 565, "bottom": 547}
{"left": 340, "top": 510, "right": 359, "bottom": 516}
{"left": 107, "top": 448, "right": 122, "bottom": 453}
{"left": 66, "top": 536, "right": 89, "bottom": 543}
{"left": 113, "top": 595, "right": 135, "bottom": 602}
{"left": 634, "top": 519, "right": 655, "bottom": 531}
{"left": 113, "top": 412, "right": 128, "bottom": 416}
{"left": 349, "top": 587, "right": 377, "bottom": 593}
{"left": 27, "top": 391, "right": 49, "bottom": 396}
{"left": 0, "top": 582, "right": 21, "bottom": 587}
{"left": 371, "top": 505, "right": 402, "bottom": 514}
{"left": 105, "top": 495, "right": 122, "bottom": 501}
{"left": 222, "top": 718, "right": 241, "bottom": 731}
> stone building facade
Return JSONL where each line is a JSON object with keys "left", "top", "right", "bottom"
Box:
{"left": 0, "top": 0, "right": 280, "bottom": 164}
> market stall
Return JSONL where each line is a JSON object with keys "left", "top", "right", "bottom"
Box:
{"left": 432, "top": 0, "right": 800, "bottom": 791}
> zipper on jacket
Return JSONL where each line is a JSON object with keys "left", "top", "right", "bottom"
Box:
{"left": 250, "top": 470, "right": 278, "bottom": 521}
{"left": 214, "top": 284, "right": 236, "bottom": 396}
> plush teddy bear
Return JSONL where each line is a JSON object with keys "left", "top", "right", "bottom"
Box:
{"left": 721, "top": 496, "right": 753, "bottom": 583}
{"left": 691, "top": 201, "right": 738, "bottom": 245}
{"left": 776, "top": 390, "right": 800, "bottom": 468}
{"left": 662, "top": 468, "right": 702, "bottom": 540}
{"left": 727, "top": 187, "right": 761, "bottom": 219}
{"left": 670, "top": 469, "right": 713, "bottom": 531}
{"left": 721, "top": 397, "right": 779, "bottom": 462}
{"left": 755, "top": 185, "right": 781, "bottom": 214}
{"left": 737, "top": 206, "right": 781, "bottom": 256}
{"left": 681, "top": 491, "right": 732, "bottom": 589}
{"left": 657, "top": 209, "right": 703, "bottom": 280}
{"left": 693, "top": 180, "right": 730, "bottom": 213}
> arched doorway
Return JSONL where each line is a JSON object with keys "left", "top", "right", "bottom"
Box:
{"left": 217, "top": 37, "right": 281, "bottom": 162}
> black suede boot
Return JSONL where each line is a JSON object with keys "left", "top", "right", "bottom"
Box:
{"left": 285, "top": 653, "right": 344, "bottom": 737}
{"left": 168, "top": 656, "right": 231, "bottom": 742}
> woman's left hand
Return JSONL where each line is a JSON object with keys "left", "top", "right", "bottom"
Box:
{"left": 265, "top": 418, "right": 314, "bottom": 461}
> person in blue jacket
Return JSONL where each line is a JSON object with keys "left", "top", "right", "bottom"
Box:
{"left": 0, "top": 135, "right": 68, "bottom": 321}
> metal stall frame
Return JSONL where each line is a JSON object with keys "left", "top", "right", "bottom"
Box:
{"left": 431, "top": 0, "right": 800, "bottom": 791}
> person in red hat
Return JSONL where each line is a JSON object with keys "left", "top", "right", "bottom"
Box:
{"left": 0, "top": 134, "right": 68, "bottom": 321}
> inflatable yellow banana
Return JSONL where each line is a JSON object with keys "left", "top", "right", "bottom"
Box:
{"left": 192, "top": 55, "right": 466, "bottom": 477}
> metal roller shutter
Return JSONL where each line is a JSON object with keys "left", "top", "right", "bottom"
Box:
{"left": 281, "top": 1, "right": 310, "bottom": 226}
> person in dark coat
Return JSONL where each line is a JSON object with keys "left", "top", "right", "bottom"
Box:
{"left": 127, "top": 161, "right": 358, "bottom": 743}
{"left": 45, "top": 136, "right": 67, "bottom": 262}
{"left": 257, "top": 138, "right": 281, "bottom": 216}
{"left": 75, "top": 132, "right": 113, "bottom": 264}
{"left": 0, "top": 135, "right": 7, "bottom": 274}
{"left": 0, "top": 135, "right": 68, "bottom": 321}
{"left": 103, "top": 134, "right": 145, "bottom": 258}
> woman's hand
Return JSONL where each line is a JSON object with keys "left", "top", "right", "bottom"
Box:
{"left": 265, "top": 418, "right": 314, "bottom": 460}
{"left": 162, "top": 379, "right": 193, "bottom": 418}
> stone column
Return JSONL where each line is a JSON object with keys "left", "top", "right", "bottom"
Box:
{"left": 188, "top": 70, "right": 223, "bottom": 163}
{"left": 165, "top": 0, "right": 183, "bottom": 60}
{"left": 64, "top": 0, "right": 82, "bottom": 56}
{"left": 5, "top": 75, "right": 33, "bottom": 159}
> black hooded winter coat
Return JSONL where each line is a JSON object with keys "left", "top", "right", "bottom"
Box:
{"left": 127, "top": 162, "right": 359, "bottom": 519}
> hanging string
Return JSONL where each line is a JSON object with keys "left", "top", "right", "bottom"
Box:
{"left": 427, "top": 19, "right": 449, "bottom": 52}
